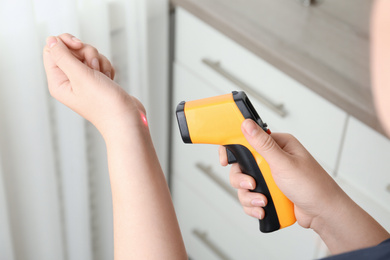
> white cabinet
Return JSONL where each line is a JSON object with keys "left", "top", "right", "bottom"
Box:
{"left": 175, "top": 8, "right": 347, "bottom": 175}
{"left": 337, "top": 117, "right": 390, "bottom": 229}
{"left": 173, "top": 178, "right": 275, "bottom": 260}
{"left": 171, "top": 7, "right": 390, "bottom": 260}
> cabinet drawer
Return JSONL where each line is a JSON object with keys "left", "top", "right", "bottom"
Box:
{"left": 172, "top": 63, "right": 320, "bottom": 259}
{"left": 173, "top": 179, "right": 274, "bottom": 260}
{"left": 175, "top": 8, "right": 347, "bottom": 174}
{"left": 337, "top": 117, "right": 390, "bottom": 212}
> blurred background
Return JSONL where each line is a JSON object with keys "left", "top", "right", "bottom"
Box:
{"left": 0, "top": 0, "right": 169, "bottom": 259}
{"left": 1, "top": 1, "right": 390, "bottom": 260}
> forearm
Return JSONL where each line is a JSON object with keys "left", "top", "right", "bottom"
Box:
{"left": 43, "top": 35, "right": 186, "bottom": 260}
{"left": 104, "top": 121, "right": 187, "bottom": 259}
{"left": 312, "top": 188, "right": 390, "bottom": 254}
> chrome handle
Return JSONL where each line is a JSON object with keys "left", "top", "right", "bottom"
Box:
{"left": 202, "top": 58, "right": 287, "bottom": 117}
{"left": 300, "top": 0, "right": 312, "bottom": 6}
{"left": 195, "top": 162, "right": 238, "bottom": 202}
{"left": 192, "top": 229, "right": 232, "bottom": 260}
{"left": 298, "top": 0, "right": 323, "bottom": 7}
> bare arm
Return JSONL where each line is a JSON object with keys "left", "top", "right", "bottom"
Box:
{"left": 311, "top": 189, "right": 389, "bottom": 254}
{"left": 43, "top": 34, "right": 187, "bottom": 259}
{"left": 104, "top": 120, "right": 187, "bottom": 259}
{"left": 371, "top": 0, "right": 390, "bottom": 136}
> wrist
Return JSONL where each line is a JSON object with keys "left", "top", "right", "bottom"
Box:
{"left": 310, "top": 186, "right": 390, "bottom": 254}
{"left": 97, "top": 110, "right": 149, "bottom": 143}
{"left": 310, "top": 187, "right": 350, "bottom": 238}
{"left": 102, "top": 122, "right": 150, "bottom": 148}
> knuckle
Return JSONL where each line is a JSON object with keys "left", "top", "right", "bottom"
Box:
{"left": 254, "top": 134, "right": 276, "bottom": 153}
{"left": 100, "top": 54, "right": 108, "bottom": 61}
{"left": 237, "top": 189, "right": 249, "bottom": 205}
{"left": 58, "top": 33, "right": 72, "bottom": 39}
{"left": 53, "top": 50, "right": 66, "bottom": 64}
{"left": 252, "top": 208, "right": 263, "bottom": 219}
{"left": 84, "top": 44, "right": 99, "bottom": 55}
{"left": 101, "top": 59, "right": 111, "bottom": 70}
{"left": 243, "top": 206, "right": 252, "bottom": 216}
{"left": 229, "top": 167, "right": 242, "bottom": 188}
{"left": 285, "top": 133, "right": 299, "bottom": 143}
{"left": 229, "top": 173, "right": 237, "bottom": 188}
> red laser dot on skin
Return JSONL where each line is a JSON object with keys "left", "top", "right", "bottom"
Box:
{"left": 140, "top": 112, "right": 148, "bottom": 126}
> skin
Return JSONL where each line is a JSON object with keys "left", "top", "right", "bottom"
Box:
{"left": 42, "top": 0, "right": 390, "bottom": 256}
{"left": 371, "top": 0, "right": 390, "bottom": 137}
{"left": 219, "top": 0, "right": 390, "bottom": 255}
{"left": 220, "top": 121, "right": 389, "bottom": 255}
{"left": 43, "top": 34, "right": 187, "bottom": 259}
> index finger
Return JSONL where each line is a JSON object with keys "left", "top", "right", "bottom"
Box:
{"left": 44, "top": 36, "right": 89, "bottom": 84}
{"left": 229, "top": 163, "right": 256, "bottom": 190}
{"left": 218, "top": 146, "right": 228, "bottom": 166}
{"left": 57, "top": 33, "right": 83, "bottom": 50}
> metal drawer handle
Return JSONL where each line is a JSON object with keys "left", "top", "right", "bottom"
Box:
{"left": 195, "top": 162, "right": 238, "bottom": 202}
{"left": 192, "top": 229, "right": 232, "bottom": 260}
{"left": 386, "top": 184, "right": 390, "bottom": 193}
{"left": 202, "top": 58, "right": 287, "bottom": 117}
{"left": 299, "top": 0, "right": 323, "bottom": 7}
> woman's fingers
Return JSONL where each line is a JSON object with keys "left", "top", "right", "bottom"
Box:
{"left": 218, "top": 146, "right": 228, "bottom": 166}
{"left": 99, "top": 54, "right": 115, "bottom": 79}
{"left": 229, "top": 163, "right": 256, "bottom": 190}
{"left": 219, "top": 145, "right": 268, "bottom": 220}
{"left": 57, "top": 33, "right": 83, "bottom": 50}
{"left": 238, "top": 188, "right": 267, "bottom": 220}
{"left": 243, "top": 206, "right": 265, "bottom": 220}
{"left": 237, "top": 189, "right": 267, "bottom": 208}
{"left": 75, "top": 44, "right": 115, "bottom": 79}
{"left": 44, "top": 36, "right": 87, "bottom": 85}
{"left": 79, "top": 44, "right": 100, "bottom": 71}
{"left": 56, "top": 34, "right": 115, "bottom": 79}
{"left": 227, "top": 163, "right": 267, "bottom": 220}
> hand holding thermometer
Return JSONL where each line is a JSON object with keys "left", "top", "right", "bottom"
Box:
{"left": 176, "top": 91, "right": 296, "bottom": 232}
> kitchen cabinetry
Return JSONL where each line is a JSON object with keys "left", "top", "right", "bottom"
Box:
{"left": 170, "top": 0, "right": 380, "bottom": 134}
{"left": 174, "top": 7, "right": 348, "bottom": 175}
{"left": 171, "top": 3, "right": 390, "bottom": 259}
{"left": 171, "top": 8, "right": 349, "bottom": 259}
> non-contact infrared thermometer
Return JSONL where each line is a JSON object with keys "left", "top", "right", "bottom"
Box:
{"left": 176, "top": 91, "right": 296, "bottom": 233}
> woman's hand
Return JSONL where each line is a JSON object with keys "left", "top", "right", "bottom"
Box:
{"left": 43, "top": 33, "right": 146, "bottom": 139}
{"left": 220, "top": 119, "right": 390, "bottom": 254}
{"left": 219, "top": 119, "right": 343, "bottom": 229}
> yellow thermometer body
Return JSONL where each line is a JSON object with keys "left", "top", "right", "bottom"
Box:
{"left": 176, "top": 91, "right": 296, "bottom": 232}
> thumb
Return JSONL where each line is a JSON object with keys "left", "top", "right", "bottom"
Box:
{"left": 241, "top": 119, "right": 285, "bottom": 163}
{"left": 44, "top": 36, "right": 88, "bottom": 83}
